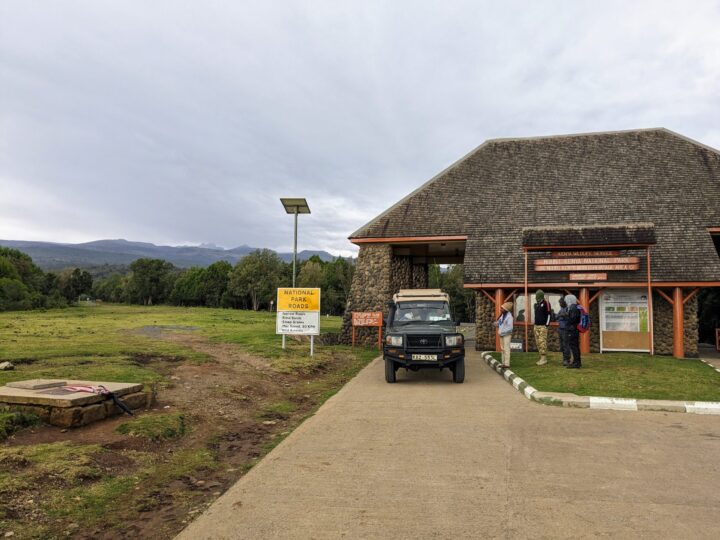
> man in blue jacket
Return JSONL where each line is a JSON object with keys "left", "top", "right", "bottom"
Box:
{"left": 556, "top": 297, "right": 571, "bottom": 366}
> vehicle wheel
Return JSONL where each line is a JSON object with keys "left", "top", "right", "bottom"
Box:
{"left": 452, "top": 358, "right": 465, "bottom": 383}
{"left": 385, "top": 358, "right": 397, "bottom": 383}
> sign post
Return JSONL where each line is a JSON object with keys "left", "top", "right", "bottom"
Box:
{"left": 276, "top": 288, "right": 321, "bottom": 356}
{"left": 351, "top": 312, "right": 383, "bottom": 350}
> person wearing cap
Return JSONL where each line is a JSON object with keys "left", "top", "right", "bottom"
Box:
{"left": 493, "top": 301, "right": 514, "bottom": 368}
{"left": 533, "top": 290, "right": 552, "bottom": 366}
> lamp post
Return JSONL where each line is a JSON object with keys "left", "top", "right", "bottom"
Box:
{"left": 280, "top": 198, "right": 311, "bottom": 286}
{"left": 279, "top": 198, "right": 311, "bottom": 350}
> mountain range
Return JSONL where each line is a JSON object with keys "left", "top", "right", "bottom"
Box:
{"left": 0, "top": 239, "right": 340, "bottom": 270}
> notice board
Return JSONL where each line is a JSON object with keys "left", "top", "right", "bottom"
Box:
{"left": 599, "top": 289, "right": 650, "bottom": 352}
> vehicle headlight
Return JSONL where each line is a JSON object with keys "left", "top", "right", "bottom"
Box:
{"left": 445, "top": 334, "right": 463, "bottom": 347}
{"left": 385, "top": 335, "right": 403, "bottom": 346}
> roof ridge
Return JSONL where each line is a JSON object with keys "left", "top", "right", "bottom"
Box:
{"left": 486, "top": 127, "right": 666, "bottom": 143}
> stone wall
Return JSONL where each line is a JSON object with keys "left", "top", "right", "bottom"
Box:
{"left": 653, "top": 293, "right": 673, "bottom": 355}
{"left": 652, "top": 292, "right": 699, "bottom": 357}
{"left": 475, "top": 292, "right": 495, "bottom": 351}
{"left": 684, "top": 295, "right": 699, "bottom": 357}
{"left": 341, "top": 244, "right": 392, "bottom": 345}
{"left": 412, "top": 264, "right": 428, "bottom": 288}
{"left": 341, "top": 246, "right": 430, "bottom": 345}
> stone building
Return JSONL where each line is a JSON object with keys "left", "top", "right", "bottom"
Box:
{"left": 342, "top": 128, "right": 720, "bottom": 358}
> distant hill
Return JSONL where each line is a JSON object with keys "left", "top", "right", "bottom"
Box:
{"left": 0, "top": 239, "right": 341, "bottom": 270}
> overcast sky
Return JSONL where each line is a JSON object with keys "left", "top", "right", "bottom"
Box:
{"left": 1, "top": 1, "right": 719, "bottom": 256}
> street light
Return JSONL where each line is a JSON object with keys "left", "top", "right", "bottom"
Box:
{"left": 280, "top": 198, "right": 311, "bottom": 286}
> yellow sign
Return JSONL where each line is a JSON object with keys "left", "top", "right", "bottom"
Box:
{"left": 277, "top": 288, "right": 320, "bottom": 312}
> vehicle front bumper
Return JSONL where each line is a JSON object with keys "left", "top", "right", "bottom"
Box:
{"left": 383, "top": 347, "right": 465, "bottom": 368}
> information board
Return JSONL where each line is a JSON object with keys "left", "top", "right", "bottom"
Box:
{"left": 599, "top": 289, "right": 649, "bottom": 352}
{"left": 276, "top": 288, "right": 320, "bottom": 335}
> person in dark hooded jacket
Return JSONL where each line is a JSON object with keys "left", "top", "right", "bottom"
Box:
{"left": 565, "top": 293, "right": 582, "bottom": 368}
{"left": 556, "top": 297, "right": 571, "bottom": 366}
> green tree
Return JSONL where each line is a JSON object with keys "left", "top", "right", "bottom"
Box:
{"left": 0, "top": 248, "right": 44, "bottom": 292}
{"left": 204, "top": 260, "right": 232, "bottom": 307}
{"left": 92, "top": 274, "right": 126, "bottom": 303}
{"left": 126, "top": 258, "right": 176, "bottom": 305}
{"left": 298, "top": 261, "right": 324, "bottom": 288}
{"left": 58, "top": 268, "right": 93, "bottom": 302}
{"left": 228, "top": 250, "right": 285, "bottom": 311}
{"left": 0, "top": 277, "right": 31, "bottom": 311}
{"left": 170, "top": 267, "right": 207, "bottom": 306}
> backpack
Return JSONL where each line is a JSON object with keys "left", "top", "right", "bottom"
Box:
{"left": 576, "top": 305, "right": 590, "bottom": 333}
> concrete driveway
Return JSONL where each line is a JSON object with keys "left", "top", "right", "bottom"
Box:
{"left": 178, "top": 349, "right": 720, "bottom": 539}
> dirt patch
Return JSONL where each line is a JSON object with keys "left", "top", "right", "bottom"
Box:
{"left": 1, "top": 330, "right": 364, "bottom": 539}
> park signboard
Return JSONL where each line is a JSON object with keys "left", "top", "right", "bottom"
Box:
{"left": 276, "top": 288, "right": 321, "bottom": 335}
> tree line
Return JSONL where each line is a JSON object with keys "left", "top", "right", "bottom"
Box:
{"left": 0, "top": 247, "right": 93, "bottom": 310}
{"left": 92, "top": 249, "right": 356, "bottom": 315}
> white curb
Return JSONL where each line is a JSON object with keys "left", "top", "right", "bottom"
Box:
{"left": 479, "top": 350, "right": 720, "bottom": 415}
{"left": 589, "top": 397, "right": 638, "bottom": 411}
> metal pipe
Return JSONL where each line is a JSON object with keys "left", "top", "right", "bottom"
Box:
{"left": 293, "top": 206, "right": 298, "bottom": 287}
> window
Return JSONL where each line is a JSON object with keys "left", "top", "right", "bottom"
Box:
{"left": 514, "top": 292, "right": 563, "bottom": 323}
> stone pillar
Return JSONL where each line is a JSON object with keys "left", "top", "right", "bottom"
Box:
{"left": 391, "top": 255, "right": 412, "bottom": 293}
{"left": 653, "top": 292, "right": 673, "bottom": 355}
{"left": 411, "top": 264, "right": 428, "bottom": 288}
{"left": 341, "top": 244, "right": 393, "bottom": 345}
{"left": 475, "top": 292, "right": 495, "bottom": 351}
{"left": 684, "top": 293, "right": 699, "bottom": 358}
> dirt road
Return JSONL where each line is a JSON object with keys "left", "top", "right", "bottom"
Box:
{"left": 178, "top": 348, "right": 720, "bottom": 539}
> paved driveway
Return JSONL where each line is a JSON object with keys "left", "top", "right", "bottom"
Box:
{"left": 178, "top": 349, "right": 720, "bottom": 539}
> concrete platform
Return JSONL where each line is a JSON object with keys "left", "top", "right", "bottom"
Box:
{"left": 0, "top": 379, "right": 143, "bottom": 407}
{"left": 0, "top": 379, "right": 150, "bottom": 428}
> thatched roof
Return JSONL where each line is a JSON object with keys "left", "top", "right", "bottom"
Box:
{"left": 522, "top": 223, "right": 656, "bottom": 248}
{"left": 351, "top": 128, "right": 720, "bottom": 284}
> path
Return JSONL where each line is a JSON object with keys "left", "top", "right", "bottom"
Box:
{"left": 178, "top": 349, "right": 720, "bottom": 539}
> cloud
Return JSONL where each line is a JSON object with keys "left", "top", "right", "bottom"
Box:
{"left": 1, "top": 0, "right": 719, "bottom": 255}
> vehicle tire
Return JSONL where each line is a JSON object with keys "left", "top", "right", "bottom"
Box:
{"left": 385, "top": 358, "right": 397, "bottom": 383}
{"left": 452, "top": 358, "right": 465, "bottom": 383}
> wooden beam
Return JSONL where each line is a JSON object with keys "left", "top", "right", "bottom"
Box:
{"left": 480, "top": 289, "right": 496, "bottom": 304}
{"left": 464, "top": 281, "right": 720, "bottom": 289}
{"left": 656, "top": 289, "right": 674, "bottom": 305}
{"left": 683, "top": 288, "right": 700, "bottom": 305}
{"left": 589, "top": 289, "right": 604, "bottom": 305}
{"left": 350, "top": 235, "right": 467, "bottom": 244}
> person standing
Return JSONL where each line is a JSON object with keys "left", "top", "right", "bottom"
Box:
{"left": 493, "top": 301, "right": 514, "bottom": 368}
{"left": 533, "top": 290, "right": 552, "bottom": 366}
{"left": 565, "top": 293, "right": 582, "bottom": 368}
{"left": 556, "top": 297, "right": 571, "bottom": 366}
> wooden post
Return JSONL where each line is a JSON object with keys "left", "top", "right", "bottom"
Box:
{"left": 673, "top": 287, "right": 684, "bottom": 358}
{"left": 524, "top": 250, "right": 529, "bottom": 353}
{"left": 580, "top": 287, "right": 590, "bottom": 354}
{"left": 378, "top": 319, "right": 382, "bottom": 351}
{"left": 647, "top": 247, "right": 654, "bottom": 356}
{"left": 494, "top": 288, "right": 504, "bottom": 352}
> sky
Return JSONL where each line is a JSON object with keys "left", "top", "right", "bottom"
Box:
{"left": 1, "top": 1, "right": 719, "bottom": 256}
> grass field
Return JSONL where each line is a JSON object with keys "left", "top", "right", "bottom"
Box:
{"left": 0, "top": 304, "right": 345, "bottom": 387}
{"left": 0, "top": 304, "right": 377, "bottom": 539}
{"left": 489, "top": 351, "right": 720, "bottom": 401}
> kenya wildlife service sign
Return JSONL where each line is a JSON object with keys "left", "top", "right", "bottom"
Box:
{"left": 276, "top": 288, "right": 321, "bottom": 335}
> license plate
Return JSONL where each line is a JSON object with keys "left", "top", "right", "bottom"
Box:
{"left": 412, "top": 354, "right": 437, "bottom": 361}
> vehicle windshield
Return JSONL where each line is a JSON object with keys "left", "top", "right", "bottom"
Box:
{"left": 393, "top": 301, "right": 452, "bottom": 325}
